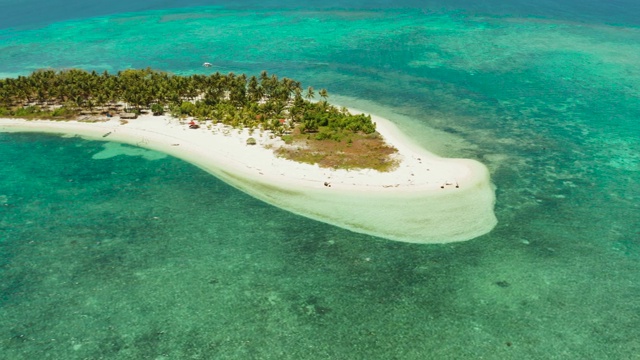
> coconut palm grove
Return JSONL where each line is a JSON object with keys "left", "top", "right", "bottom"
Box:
{"left": 0, "top": 68, "right": 397, "bottom": 170}
{"left": 0, "top": 68, "right": 376, "bottom": 136}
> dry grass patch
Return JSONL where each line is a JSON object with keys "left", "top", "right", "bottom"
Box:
{"left": 274, "top": 128, "right": 399, "bottom": 172}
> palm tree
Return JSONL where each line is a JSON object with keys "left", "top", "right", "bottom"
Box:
{"left": 247, "top": 75, "right": 263, "bottom": 103}
{"left": 306, "top": 86, "right": 315, "bottom": 100}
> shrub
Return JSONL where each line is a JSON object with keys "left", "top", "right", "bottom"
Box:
{"left": 151, "top": 103, "right": 164, "bottom": 116}
{"left": 52, "top": 106, "right": 74, "bottom": 118}
{"left": 14, "top": 106, "right": 39, "bottom": 117}
{"left": 179, "top": 101, "right": 195, "bottom": 116}
{"left": 282, "top": 134, "right": 293, "bottom": 144}
{"left": 0, "top": 107, "right": 12, "bottom": 116}
{"left": 315, "top": 130, "right": 331, "bottom": 141}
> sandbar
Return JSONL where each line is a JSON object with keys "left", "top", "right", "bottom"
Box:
{"left": 0, "top": 111, "right": 497, "bottom": 243}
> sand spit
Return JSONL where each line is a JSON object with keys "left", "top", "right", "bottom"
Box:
{"left": 0, "top": 112, "right": 497, "bottom": 243}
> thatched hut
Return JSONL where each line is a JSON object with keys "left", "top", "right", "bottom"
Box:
{"left": 120, "top": 112, "right": 138, "bottom": 119}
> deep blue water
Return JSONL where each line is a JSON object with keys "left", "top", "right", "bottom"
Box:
{"left": 2, "top": 0, "right": 640, "bottom": 29}
{"left": 1, "top": 1, "right": 639, "bottom": 359}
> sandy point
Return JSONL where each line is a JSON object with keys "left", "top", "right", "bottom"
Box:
{"left": 0, "top": 112, "right": 497, "bottom": 244}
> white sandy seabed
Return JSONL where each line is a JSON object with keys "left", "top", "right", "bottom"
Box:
{"left": 0, "top": 110, "right": 497, "bottom": 244}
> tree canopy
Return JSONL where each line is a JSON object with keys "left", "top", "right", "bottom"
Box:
{"left": 0, "top": 68, "right": 402, "bottom": 171}
{"left": 0, "top": 68, "right": 376, "bottom": 137}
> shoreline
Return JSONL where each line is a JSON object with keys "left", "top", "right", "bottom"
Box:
{"left": 0, "top": 111, "right": 497, "bottom": 244}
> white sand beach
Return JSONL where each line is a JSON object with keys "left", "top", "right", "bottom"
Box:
{"left": 0, "top": 111, "right": 497, "bottom": 243}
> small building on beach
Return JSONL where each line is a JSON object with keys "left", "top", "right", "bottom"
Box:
{"left": 119, "top": 112, "right": 138, "bottom": 119}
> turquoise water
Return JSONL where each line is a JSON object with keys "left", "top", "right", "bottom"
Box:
{"left": 1, "top": 3, "right": 639, "bottom": 359}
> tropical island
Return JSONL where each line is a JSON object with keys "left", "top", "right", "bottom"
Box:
{"left": 0, "top": 68, "right": 397, "bottom": 171}
{"left": 0, "top": 68, "right": 498, "bottom": 244}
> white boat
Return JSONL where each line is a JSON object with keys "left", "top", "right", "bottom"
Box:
{"left": 202, "top": 62, "right": 212, "bottom": 67}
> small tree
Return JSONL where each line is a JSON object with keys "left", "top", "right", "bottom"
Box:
{"left": 151, "top": 103, "right": 164, "bottom": 116}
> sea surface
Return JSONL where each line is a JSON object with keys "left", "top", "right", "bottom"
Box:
{"left": 1, "top": 1, "right": 639, "bottom": 359}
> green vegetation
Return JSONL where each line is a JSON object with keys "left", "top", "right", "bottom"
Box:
{"left": 275, "top": 128, "right": 398, "bottom": 171}
{"left": 0, "top": 68, "right": 397, "bottom": 170}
